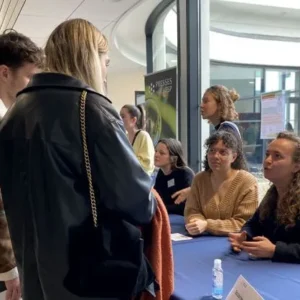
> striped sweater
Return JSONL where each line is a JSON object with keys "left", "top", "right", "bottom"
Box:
{"left": 184, "top": 170, "right": 258, "bottom": 236}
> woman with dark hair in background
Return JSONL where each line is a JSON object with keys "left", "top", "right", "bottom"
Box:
{"left": 120, "top": 104, "right": 155, "bottom": 175}
{"left": 201, "top": 85, "right": 241, "bottom": 138}
{"left": 154, "top": 138, "right": 194, "bottom": 215}
{"left": 185, "top": 131, "right": 258, "bottom": 236}
{"left": 229, "top": 132, "right": 300, "bottom": 263}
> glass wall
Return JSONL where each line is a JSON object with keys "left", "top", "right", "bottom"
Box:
{"left": 210, "top": 63, "right": 300, "bottom": 171}
{"left": 152, "top": 3, "right": 177, "bottom": 72}
{"left": 149, "top": 1, "right": 300, "bottom": 178}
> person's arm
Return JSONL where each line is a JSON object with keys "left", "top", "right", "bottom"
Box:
{"left": 241, "top": 208, "right": 263, "bottom": 239}
{"left": 90, "top": 103, "right": 156, "bottom": 226}
{"left": 0, "top": 196, "right": 18, "bottom": 281}
{"left": 182, "top": 168, "right": 195, "bottom": 187}
{"left": 166, "top": 202, "right": 185, "bottom": 215}
{"left": 206, "top": 185, "right": 258, "bottom": 236}
{"left": 272, "top": 241, "right": 300, "bottom": 263}
{"left": 184, "top": 174, "right": 206, "bottom": 223}
{"left": 172, "top": 168, "right": 195, "bottom": 204}
{"left": 135, "top": 132, "right": 155, "bottom": 175}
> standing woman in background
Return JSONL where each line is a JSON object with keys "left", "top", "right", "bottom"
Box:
{"left": 120, "top": 104, "right": 155, "bottom": 175}
{"left": 200, "top": 85, "right": 241, "bottom": 138}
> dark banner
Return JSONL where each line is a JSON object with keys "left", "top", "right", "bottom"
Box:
{"left": 144, "top": 67, "right": 177, "bottom": 145}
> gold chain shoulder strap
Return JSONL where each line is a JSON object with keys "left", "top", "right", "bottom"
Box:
{"left": 80, "top": 90, "right": 98, "bottom": 228}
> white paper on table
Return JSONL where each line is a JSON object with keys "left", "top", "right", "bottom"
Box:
{"left": 226, "top": 275, "right": 264, "bottom": 300}
{"left": 171, "top": 233, "right": 193, "bottom": 241}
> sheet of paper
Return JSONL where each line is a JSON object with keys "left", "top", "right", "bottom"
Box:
{"left": 260, "top": 91, "right": 285, "bottom": 139}
{"left": 226, "top": 275, "right": 264, "bottom": 300}
{"left": 171, "top": 233, "right": 193, "bottom": 241}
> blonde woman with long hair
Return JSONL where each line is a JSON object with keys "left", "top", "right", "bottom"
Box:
{"left": 0, "top": 19, "right": 156, "bottom": 300}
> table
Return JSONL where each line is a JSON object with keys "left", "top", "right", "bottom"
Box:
{"left": 169, "top": 215, "right": 300, "bottom": 300}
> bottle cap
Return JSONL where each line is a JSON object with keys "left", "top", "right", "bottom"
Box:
{"left": 214, "top": 259, "right": 222, "bottom": 268}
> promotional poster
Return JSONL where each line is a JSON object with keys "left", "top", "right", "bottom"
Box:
{"left": 144, "top": 67, "right": 177, "bottom": 144}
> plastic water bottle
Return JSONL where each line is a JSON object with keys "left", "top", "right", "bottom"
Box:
{"left": 212, "top": 259, "right": 223, "bottom": 299}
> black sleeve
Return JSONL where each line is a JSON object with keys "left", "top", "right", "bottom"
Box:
{"left": 153, "top": 170, "right": 162, "bottom": 191}
{"left": 90, "top": 100, "right": 156, "bottom": 226}
{"left": 273, "top": 241, "right": 300, "bottom": 263}
{"left": 166, "top": 203, "right": 185, "bottom": 216}
{"left": 181, "top": 168, "right": 194, "bottom": 187}
{"left": 241, "top": 208, "right": 263, "bottom": 239}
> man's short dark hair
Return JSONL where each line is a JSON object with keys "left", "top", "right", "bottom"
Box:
{"left": 0, "top": 30, "right": 44, "bottom": 69}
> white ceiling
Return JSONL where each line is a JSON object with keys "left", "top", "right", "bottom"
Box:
{"left": 218, "top": 0, "right": 300, "bottom": 10}
{"left": 112, "top": 0, "right": 162, "bottom": 66}
{"left": 211, "top": 0, "right": 300, "bottom": 38}
{"left": 5, "top": 0, "right": 145, "bottom": 73}
{"left": 111, "top": 0, "right": 300, "bottom": 70}
{"left": 4, "top": 0, "right": 300, "bottom": 74}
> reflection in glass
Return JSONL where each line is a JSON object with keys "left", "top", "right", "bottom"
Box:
{"left": 152, "top": 4, "right": 177, "bottom": 72}
{"left": 209, "top": 64, "right": 300, "bottom": 180}
{"left": 150, "top": 3, "right": 300, "bottom": 181}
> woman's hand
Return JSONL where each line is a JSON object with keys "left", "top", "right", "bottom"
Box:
{"left": 172, "top": 187, "right": 191, "bottom": 204}
{"left": 228, "top": 231, "right": 247, "bottom": 252}
{"left": 5, "top": 277, "right": 21, "bottom": 300}
{"left": 185, "top": 219, "right": 207, "bottom": 236}
{"left": 242, "top": 236, "right": 276, "bottom": 258}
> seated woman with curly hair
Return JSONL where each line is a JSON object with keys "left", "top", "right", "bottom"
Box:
{"left": 185, "top": 131, "right": 258, "bottom": 236}
{"left": 229, "top": 132, "right": 300, "bottom": 263}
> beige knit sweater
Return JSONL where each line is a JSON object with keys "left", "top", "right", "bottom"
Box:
{"left": 184, "top": 170, "right": 258, "bottom": 236}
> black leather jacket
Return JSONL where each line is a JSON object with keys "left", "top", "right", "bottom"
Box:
{"left": 0, "top": 73, "right": 156, "bottom": 299}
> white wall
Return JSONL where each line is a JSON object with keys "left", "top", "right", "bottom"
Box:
{"left": 107, "top": 67, "right": 146, "bottom": 113}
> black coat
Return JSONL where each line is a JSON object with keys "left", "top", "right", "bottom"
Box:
{"left": 0, "top": 73, "right": 156, "bottom": 299}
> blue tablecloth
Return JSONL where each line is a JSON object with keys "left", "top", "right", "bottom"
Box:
{"left": 169, "top": 214, "right": 300, "bottom": 300}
